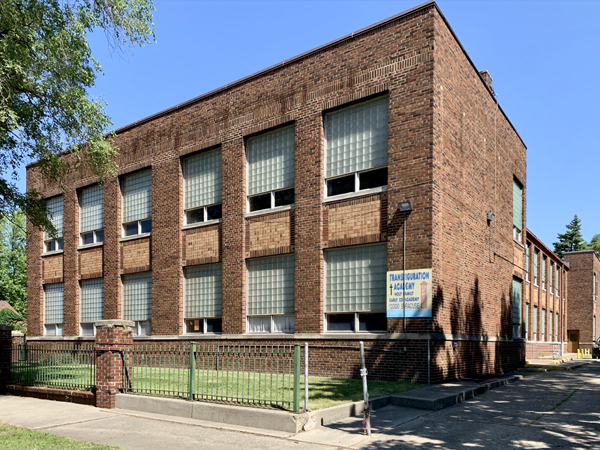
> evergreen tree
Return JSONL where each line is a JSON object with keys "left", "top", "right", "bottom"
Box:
{"left": 553, "top": 214, "right": 588, "bottom": 258}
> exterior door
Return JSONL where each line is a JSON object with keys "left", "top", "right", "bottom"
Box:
{"left": 567, "top": 330, "right": 579, "bottom": 353}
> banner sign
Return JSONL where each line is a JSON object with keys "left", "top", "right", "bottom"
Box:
{"left": 386, "top": 269, "right": 432, "bottom": 318}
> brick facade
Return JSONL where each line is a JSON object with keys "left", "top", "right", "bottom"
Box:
{"left": 564, "top": 250, "right": 600, "bottom": 352}
{"left": 523, "top": 229, "right": 569, "bottom": 358}
{"left": 26, "top": 1, "right": 528, "bottom": 382}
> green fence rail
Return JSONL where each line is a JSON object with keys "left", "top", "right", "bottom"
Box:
{"left": 10, "top": 342, "right": 95, "bottom": 391}
{"left": 124, "top": 343, "right": 301, "bottom": 410}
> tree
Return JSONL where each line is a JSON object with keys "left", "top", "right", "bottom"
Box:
{"left": 553, "top": 214, "right": 588, "bottom": 258}
{"left": 589, "top": 234, "right": 600, "bottom": 259}
{"left": 0, "top": 0, "right": 155, "bottom": 231}
{"left": 0, "top": 209, "right": 26, "bottom": 316}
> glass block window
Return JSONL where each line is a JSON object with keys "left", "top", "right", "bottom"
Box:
{"left": 185, "top": 264, "right": 222, "bottom": 319}
{"left": 44, "top": 283, "right": 64, "bottom": 324}
{"left": 81, "top": 278, "right": 104, "bottom": 324}
{"left": 549, "top": 261, "right": 554, "bottom": 292}
{"left": 184, "top": 148, "right": 222, "bottom": 224}
{"left": 324, "top": 96, "right": 388, "bottom": 197}
{"left": 549, "top": 309, "right": 553, "bottom": 341}
{"left": 525, "top": 244, "right": 530, "bottom": 280}
{"left": 512, "top": 278, "right": 522, "bottom": 325}
{"left": 80, "top": 185, "right": 104, "bottom": 245}
{"left": 122, "top": 170, "right": 152, "bottom": 228}
{"left": 123, "top": 272, "right": 152, "bottom": 322}
{"left": 542, "top": 308, "right": 546, "bottom": 341}
{"left": 247, "top": 126, "right": 295, "bottom": 212}
{"left": 542, "top": 256, "right": 547, "bottom": 288}
{"left": 556, "top": 312, "right": 559, "bottom": 341}
{"left": 248, "top": 254, "right": 295, "bottom": 316}
{"left": 534, "top": 249, "right": 539, "bottom": 285}
{"left": 513, "top": 178, "right": 523, "bottom": 235}
{"left": 44, "top": 196, "right": 64, "bottom": 252}
{"left": 325, "top": 244, "right": 387, "bottom": 313}
{"left": 533, "top": 306, "right": 538, "bottom": 338}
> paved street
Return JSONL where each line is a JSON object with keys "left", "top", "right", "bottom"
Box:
{"left": 1, "top": 361, "right": 600, "bottom": 449}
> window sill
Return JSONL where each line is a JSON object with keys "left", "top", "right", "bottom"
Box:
{"left": 120, "top": 233, "right": 151, "bottom": 242}
{"left": 245, "top": 204, "right": 294, "bottom": 219}
{"left": 513, "top": 239, "right": 524, "bottom": 248}
{"left": 182, "top": 219, "right": 222, "bottom": 230}
{"left": 323, "top": 185, "right": 387, "bottom": 204}
{"left": 42, "top": 250, "right": 64, "bottom": 257}
{"left": 78, "top": 242, "right": 104, "bottom": 250}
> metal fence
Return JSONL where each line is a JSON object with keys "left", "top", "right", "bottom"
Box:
{"left": 124, "top": 343, "right": 301, "bottom": 410}
{"left": 10, "top": 342, "right": 96, "bottom": 391}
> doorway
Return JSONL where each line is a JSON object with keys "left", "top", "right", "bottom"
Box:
{"left": 567, "top": 330, "right": 579, "bottom": 353}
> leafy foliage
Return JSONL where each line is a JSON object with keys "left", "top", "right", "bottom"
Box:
{"left": 0, "top": 308, "right": 23, "bottom": 326}
{"left": 0, "top": 209, "right": 26, "bottom": 316}
{"left": 553, "top": 215, "right": 589, "bottom": 258}
{"left": 0, "top": 0, "right": 155, "bottom": 229}
{"left": 589, "top": 234, "right": 600, "bottom": 259}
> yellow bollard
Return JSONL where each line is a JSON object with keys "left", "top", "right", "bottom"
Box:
{"left": 577, "top": 349, "right": 581, "bottom": 359}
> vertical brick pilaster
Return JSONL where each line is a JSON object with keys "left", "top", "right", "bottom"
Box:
{"left": 0, "top": 326, "right": 12, "bottom": 394}
{"left": 95, "top": 320, "right": 133, "bottom": 408}
{"left": 151, "top": 155, "right": 183, "bottom": 335}
{"left": 104, "top": 178, "right": 122, "bottom": 320}
{"left": 221, "top": 137, "right": 246, "bottom": 334}
{"left": 294, "top": 113, "right": 325, "bottom": 333}
{"left": 63, "top": 189, "right": 80, "bottom": 336}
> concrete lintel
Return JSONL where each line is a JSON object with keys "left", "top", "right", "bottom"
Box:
{"left": 0, "top": 325, "right": 14, "bottom": 331}
{"left": 95, "top": 320, "right": 135, "bottom": 328}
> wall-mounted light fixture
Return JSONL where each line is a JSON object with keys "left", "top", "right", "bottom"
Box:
{"left": 399, "top": 200, "right": 413, "bottom": 213}
{"left": 487, "top": 211, "right": 495, "bottom": 222}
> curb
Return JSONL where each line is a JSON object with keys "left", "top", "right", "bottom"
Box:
{"left": 389, "top": 375, "right": 522, "bottom": 411}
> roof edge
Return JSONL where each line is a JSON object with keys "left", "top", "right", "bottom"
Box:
{"left": 526, "top": 228, "right": 567, "bottom": 267}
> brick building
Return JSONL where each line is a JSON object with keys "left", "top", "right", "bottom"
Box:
{"left": 26, "top": 1, "right": 528, "bottom": 383}
{"left": 563, "top": 250, "right": 600, "bottom": 353}
{"left": 522, "top": 230, "right": 568, "bottom": 358}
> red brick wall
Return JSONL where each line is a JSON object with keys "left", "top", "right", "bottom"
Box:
{"left": 564, "top": 251, "right": 600, "bottom": 346}
{"left": 26, "top": 3, "right": 526, "bottom": 379}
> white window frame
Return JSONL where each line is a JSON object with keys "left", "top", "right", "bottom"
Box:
{"left": 183, "top": 264, "right": 222, "bottom": 334}
{"left": 79, "top": 278, "right": 104, "bottom": 336}
{"left": 245, "top": 125, "right": 295, "bottom": 214}
{"left": 43, "top": 283, "right": 64, "bottom": 336}
{"left": 44, "top": 196, "right": 64, "bottom": 254}
{"left": 183, "top": 148, "right": 222, "bottom": 226}
{"left": 121, "top": 170, "right": 152, "bottom": 238}
{"left": 246, "top": 254, "right": 295, "bottom": 334}
{"left": 324, "top": 166, "right": 388, "bottom": 200}
{"left": 122, "top": 272, "right": 152, "bottom": 336}
{"left": 324, "top": 243, "right": 388, "bottom": 333}
{"left": 79, "top": 185, "right": 104, "bottom": 247}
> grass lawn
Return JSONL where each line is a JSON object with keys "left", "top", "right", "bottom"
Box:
{"left": 126, "top": 366, "right": 423, "bottom": 410}
{"left": 0, "top": 423, "right": 121, "bottom": 450}
{"left": 11, "top": 363, "right": 424, "bottom": 411}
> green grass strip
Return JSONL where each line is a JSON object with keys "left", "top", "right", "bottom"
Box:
{"left": 0, "top": 423, "right": 122, "bottom": 450}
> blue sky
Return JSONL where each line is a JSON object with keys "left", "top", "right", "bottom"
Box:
{"left": 18, "top": 0, "right": 600, "bottom": 248}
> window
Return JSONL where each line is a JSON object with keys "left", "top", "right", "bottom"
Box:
{"left": 512, "top": 278, "right": 522, "bottom": 338}
{"left": 123, "top": 272, "right": 152, "bottom": 335}
{"left": 325, "top": 96, "right": 388, "bottom": 197}
{"left": 542, "top": 256, "right": 547, "bottom": 290}
{"left": 542, "top": 308, "right": 546, "bottom": 341}
{"left": 325, "top": 244, "right": 387, "bottom": 332}
{"left": 556, "top": 312, "right": 559, "bottom": 342}
{"left": 44, "top": 283, "right": 64, "bottom": 335}
{"left": 533, "top": 306, "right": 538, "bottom": 341}
{"left": 183, "top": 148, "right": 222, "bottom": 224}
{"left": 184, "top": 264, "right": 222, "bottom": 333}
{"left": 548, "top": 309, "right": 553, "bottom": 342}
{"left": 80, "top": 185, "right": 104, "bottom": 245}
{"left": 549, "top": 261, "right": 554, "bottom": 293}
{"left": 513, "top": 178, "right": 523, "bottom": 243}
{"left": 247, "top": 254, "right": 295, "bottom": 333}
{"left": 556, "top": 265, "right": 560, "bottom": 297}
{"left": 122, "top": 170, "right": 152, "bottom": 236}
{"left": 525, "top": 244, "right": 530, "bottom": 281}
{"left": 247, "top": 126, "right": 295, "bottom": 212}
{"left": 533, "top": 249, "right": 539, "bottom": 285}
{"left": 525, "top": 303, "right": 529, "bottom": 340}
{"left": 594, "top": 273, "right": 597, "bottom": 301}
{"left": 80, "top": 278, "right": 104, "bottom": 336}
{"left": 44, "top": 196, "right": 64, "bottom": 253}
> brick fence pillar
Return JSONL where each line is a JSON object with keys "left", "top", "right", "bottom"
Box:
{"left": 95, "top": 320, "right": 133, "bottom": 408}
{"left": 0, "top": 325, "right": 13, "bottom": 394}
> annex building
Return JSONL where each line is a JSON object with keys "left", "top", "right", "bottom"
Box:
{"left": 26, "top": 1, "right": 529, "bottom": 383}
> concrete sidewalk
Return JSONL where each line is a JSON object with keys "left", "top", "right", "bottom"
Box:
{"left": 0, "top": 373, "right": 522, "bottom": 449}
